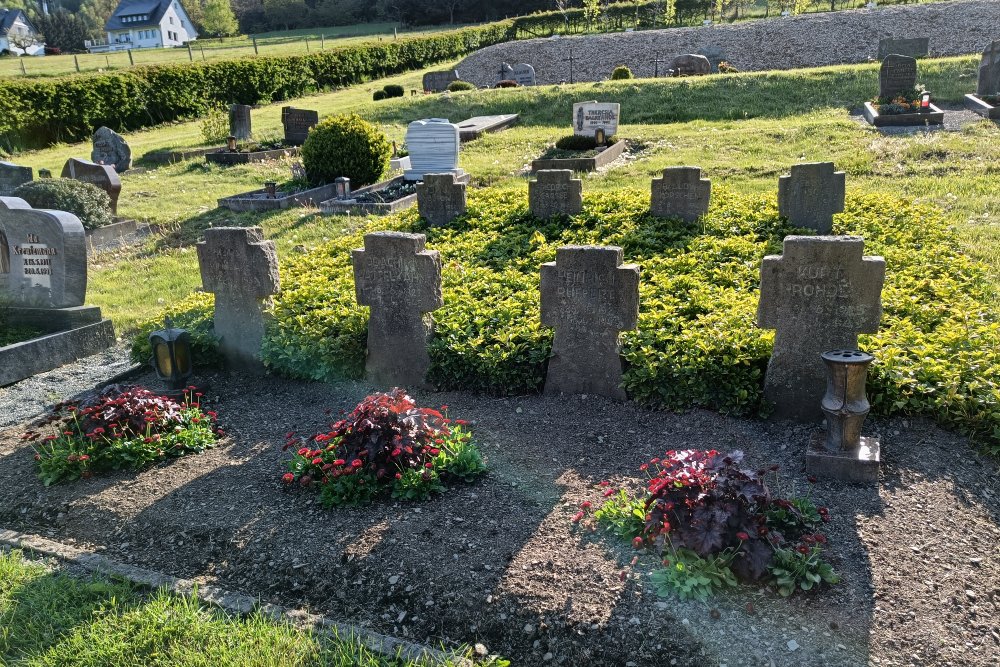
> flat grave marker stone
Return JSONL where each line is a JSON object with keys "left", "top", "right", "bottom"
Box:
{"left": 650, "top": 167, "right": 711, "bottom": 221}
{"left": 777, "top": 162, "right": 845, "bottom": 234}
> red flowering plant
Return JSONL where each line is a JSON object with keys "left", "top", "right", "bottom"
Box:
{"left": 579, "top": 449, "right": 838, "bottom": 599}
{"left": 23, "top": 385, "right": 221, "bottom": 486}
{"left": 281, "top": 388, "right": 485, "bottom": 507}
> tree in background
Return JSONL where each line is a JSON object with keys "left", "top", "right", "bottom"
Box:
{"left": 201, "top": 0, "right": 239, "bottom": 35}
{"left": 32, "top": 9, "right": 90, "bottom": 50}
{"left": 78, "top": 0, "right": 118, "bottom": 38}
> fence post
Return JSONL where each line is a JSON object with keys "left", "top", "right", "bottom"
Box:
{"left": 201, "top": 45, "right": 206, "bottom": 60}
{"left": 321, "top": 34, "right": 325, "bottom": 50}
{"left": 306, "top": 38, "right": 309, "bottom": 52}
{"left": 252, "top": 35, "right": 258, "bottom": 55}
{"left": 20, "top": 59, "right": 26, "bottom": 75}
{"left": 127, "top": 49, "right": 134, "bottom": 65}
{"left": 74, "top": 54, "right": 80, "bottom": 72}
{"left": 394, "top": 27, "right": 398, "bottom": 39}
{"left": 106, "top": 55, "right": 110, "bottom": 68}
{"left": 187, "top": 43, "right": 193, "bottom": 61}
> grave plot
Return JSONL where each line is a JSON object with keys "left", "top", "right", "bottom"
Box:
{"left": 863, "top": 55, "right": 944, "bottom": 127}
{"left": 531, "top": 101, "right": 630, "bottom": 173}
{"left": 206, "top": 106, "right": 315, "bottom": 166}
{"left": 963, "top": 41, "right": 1000, "bottom": 120}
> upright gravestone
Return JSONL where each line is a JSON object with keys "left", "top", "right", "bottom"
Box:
{"left": 777, "top": 162, "right": 845, "bottom": 234}
{"left": 650, "top": 167, "right": 711, "bottom": 221}
{"left": 879, "top": 54, "right": 918, "bottom": 99}
{"left": 877, "top": 37, "right": 929, "bottom": 60}
{"left": 530, "top": 170, "right": 583, "bottom": 218}
{"left": 61, "top": 158, "right": 121, "bottom": 215}
{"left": 423, "top": 70, "right": 459, "bottom": 93}
{"left": 512, "top": 63, "right": 536, "bottom": 86}
{"left": 0, "top": 197, "right": 86, "bottom": 308}
{"left": 196, "top": 227, "right": 280, "bottom": 371}
{"left": 229, "top": 104, "right": 252, "bottom": 141}
{"left": 91, "top": 126, "right": 132, "bottom": 173}
{"left": 0, "top": 162, "right": 33, "bottom": 197}
{"left": 977, "top": 40, "right": 1000, "bottom": 96}
{"left": 540, "top": 245, "right": 640, "bottom": 400}
{"left": 352, "top": 232, "right": 443, "bottom": 389}
{"left": 573, "top": 101, "right": 621, "bottom": 138}
{"left": 757, "top": 236, "right": 885, "bottom": 422}
{"left": 417, "top": 173, "right": 467, "bottom": 227}
{"left": 670, "top": 54, "right": 712, "bottom": 76}
{"left": 404, "top": 119, "right": 464, "bottom": 182}
{"left": 281, "top": 107, "right": 319, "bottom": 146}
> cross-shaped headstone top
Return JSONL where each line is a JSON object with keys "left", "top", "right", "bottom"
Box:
{"left": 352, "top": 232, "right": 443, "bottom": 388}
{"left": 977, "top": 40, "right": 1000, "bottom": 96}
{"left": 879, "top": 54, "right": 917, "bottom": 99}
{"left": 757, "top": 235, "right": 885, "bottom": 422}
{"left": 541, "top": 245, "right": 639, "bottom": 400}
{"left": 777, "top": 162, "right": 845, "bottom": 234}
{"left": 651, "top": 167, "right": 711, "bottom": 222}
{"left": 529, "top": 169, "right": 583, "bottom": 219}
{"left": 417, "top": 173, "right": 467, "bottom": 227}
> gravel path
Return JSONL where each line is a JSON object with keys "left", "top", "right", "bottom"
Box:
{"left": 1, "top": 369, "right": 997, "bottom": 666}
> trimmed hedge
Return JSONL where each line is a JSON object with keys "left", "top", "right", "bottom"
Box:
{"left": 0, "top": 20, "right": 514, "bottom": 149}
{"left": 301, "top": 114, "right": 391, "bottom": 187}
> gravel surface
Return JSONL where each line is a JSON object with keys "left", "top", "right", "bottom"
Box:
{"left": 1, "top": 370, "right": 998, "bottom": 665}
{"left": 850, "top": 106, "right": 991, "bottom": 134}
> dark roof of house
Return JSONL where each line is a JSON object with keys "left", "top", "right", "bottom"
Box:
{"left": 0, "top": 9, "right": 32, "bottom": 36}
{"left": 104, "top": 0, "right": 171, "bottom": 31}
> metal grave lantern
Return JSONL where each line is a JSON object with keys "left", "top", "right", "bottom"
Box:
{"left": 149, "top": 318, "right": 193, "bottom": 391}
{"left": 227, "top": 135, "right": 238, "bottom": 152}
{"left": 334, "top": 177, "right": 353, "bottom": 201}
{"left": 920, "top": 91, "right": 931, "bottom": 112}
{"left": 595, "top": 127, "right": 606, "bottom": 146}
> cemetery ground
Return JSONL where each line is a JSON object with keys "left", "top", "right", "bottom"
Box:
{"left": 2, "top": 54, "right": 1000, "bottom": 665}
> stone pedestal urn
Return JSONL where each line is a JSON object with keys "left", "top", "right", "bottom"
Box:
{"left": 820, "top": 349, "right": 874, "bottom": 453}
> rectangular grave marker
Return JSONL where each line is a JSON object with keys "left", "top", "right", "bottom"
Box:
{"left": 529, "top": 170, "right": 583, "bottom": 218}
{"left": 423, "top": 70, "right": 459, "bottom": 92}
{"left": 978, "top": 40, "right": 1000, "bottom": 96}
{"left": 777, "top": 162, "right": 845, "bottom": 234}
{"left": 879, "top": 54, "right": 917, "bottom": 99}
{"left": 230, "top": 104, "right": 252, "bottom": 140}
{"left": 650, "top": 167, "right": 711, "bottom": 221}
{"left": 877, "top": 37, "right": 929, "bottom": 60}
{"left": 281, "top": 107, "right": 319, "bottom": 146}
{"left": 512, "top": 63, "right": 536, "bottom": 86}
{"left": 573, "top": 101, "right": 620, "bottom": 137}
{"left": 0, "top": 162, "right": 32, "bottom": 197}
{"left": 404, "top": 119, "right": 464, "bottom": 181}
{"left": 61, "top": 158, "right": 121, "bottom": 215}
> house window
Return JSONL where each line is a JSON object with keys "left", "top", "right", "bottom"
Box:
{"left": 169, "top": 16, "right": 174, "bottom": 25}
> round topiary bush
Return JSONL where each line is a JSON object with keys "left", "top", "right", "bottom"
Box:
{"left": 610, "top": 65, "right": 634, "bottom": 80}
{"left": 373, "top": 90, "right": 387, "bottom": 101}
{"left": 447, "top": 80, "right": 476, "bottom": 92}
{"left": 301, "top": 114, "right": 391, "bottom": 187}
{"left": 382, "top": 84, "right": 405, "bottom": 98}
{"left": 495, "top": 80, "right": 519, "bottom": 88}
{"left": 12, "top": 179, "right": 113, "bottom": 230}
{"left": 555, "top": 134, "right": 599, "bottom": 151}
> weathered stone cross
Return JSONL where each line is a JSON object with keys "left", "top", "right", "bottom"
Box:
{"left": 757, "top": 235, "right": 885, "bottom": 422}
{"left": 197, "top": 227, "right": 280, "bottom": 371}
{"left": 352, "top": 232, "right": 443, "bottom": 389}
{"left": 777, "top": 162, "right": 845, "bottom": 234}
{"left": 541, "top": 245, "right": 640, "bottom": 400}
{"left": 978, "top": 40, "right": 1000, "bottom": 96}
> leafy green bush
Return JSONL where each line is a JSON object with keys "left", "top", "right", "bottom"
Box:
{"left": 382, "top": 84, "right": 405, "bottom": 98}
{"left": 447, "top": 80, "right": 477, "bottom": 92}
{"left": 129, "top": 291, "right": 222, "bottom": 369}
{"left": 12, "top": 179, "right": 112, "bottom": 230}
{"left": 200, "top": 105, "right": 230, "bottom": 145}
{"left": 554, "top": 134, "right": 599, "bottom": 151}
{"left": 610, "top": 65, "right": 634, "bottom": 80}
{"left": 301, "top": 114, "right": 391, "bottom": 187}
{"left": 372, "top": 90, "right": 387, "bottom": 101}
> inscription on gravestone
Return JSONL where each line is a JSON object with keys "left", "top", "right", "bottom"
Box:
{"left": 650, "top": 167, "right": 711, "bottom": 221}
{"left": 91, "top": 126, "right": 132, "bottom": 173}
{"left": 281, "top": 107, "right": 319, "bottom": 146}
{"left": 573, "top": 101, "right": 620, "bottom": 137}
{"left": 879, "top": 54, "right": 917, "bottom": 99}
{"left": 0, "top": 162, "right": 33, "bottom": 197}
{"left": 197, "top": 227, "right": 280, "bottom": 371}
{"left": 529, "top": 170, "right": 583, "bottom": 218}
{"left": 978, "top": 40, "right": 1000, "bottom": 96}
{"left": 877, "top": 37, "right": 929, "bottom": 60}
{"left": 230, "top": 104, "right": 252, "bottom": 140}
{"left": 352, "top": 232, "right": 443, "bottom": 389}
{"left": 417, "top": 173, "right": 467, "bottom": 227}
{"left": 61, "top": 158, "right": 121, "bottom": 215}
{"left": 777, "top": 162, "right": 845, "bottom": 234}
{"left": 540, "top": 245, "right": 639, "bottom": 400}
{"left": 757, "top": 236, "right": 885, "bottom": 422}
{"left": 512, "top": 63, "right": 536, "bottom": 86}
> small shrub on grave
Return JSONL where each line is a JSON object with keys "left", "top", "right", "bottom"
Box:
{"left": 12, "top": 179, "right": 112, "bottom": 230}
{"left": 200, "top": 105, "right": 230, "bottom": 145}
{"left": 554, "top": 134, "right": 599, "bottom": 151}
{"left": 610, "top": 65, "right": 634, "bottom": 80}
{"left": 872, "top": 87, "right": 926, "bottom": 114}
{"left": 24, "top": 386, "right": 221, "bottom": 486}
{"left": 447, "top": 80, "right": 477, "bottom": 92}
{"left": 495, "top": 80, "right": 519, "bottom": 88}
{"left": 382, "top": 84, "right": 405, "bottom": 98}
{"left": 372, "top": 90, "right": 387, "bottom": 101}
{"left": 129, "top": 291, "right": 221, "bottom": 369}
{"left": 578, "top": 450, "right": 838, "bottom": 600}
{"left": 718, "top": 61, "right": 739, "bottom": 74}
{"left": 301, "top": 113, "right": 391, "bottom": 187}
{"left": 281, "top": 388, "right": 485, "bottom": 507}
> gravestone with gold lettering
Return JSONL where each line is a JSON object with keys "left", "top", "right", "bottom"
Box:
{"left": 650, "top": 167, "right": 711, "bottom": 221}
{"left": 879, "top": 54, "right": 917, "bottom": 99}
{"left": 757, "top": 236, "right": 885, "bottom": 422}
{"left": 352, "top": 232, "right": 443, "bottom": 388}
{"left": 61, "top": 158, "right": 121, "bottom": 215}
{"left": 777, "top": 162, "right": 845, "bottom": 234}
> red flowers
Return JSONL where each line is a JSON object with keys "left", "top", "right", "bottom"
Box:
{"left": 351, "top": 459, "right": 363, "bottom": 468}
{"left": 632, "top": 536, "right": 644, "bottom": 549}
{"left": 736, "top": 531, "right": 749, "bottom": 541}
{"left": 311, "top": 457, "right": 323, "bottom": 466}
{"left": 571, "top": 511, "right": 584, "bottom": 523}
{"left": 282, "top": 473, "right": 295, "bottom": 484}
{"left": 602, "top": 488, "right": 616, "bottom": 497}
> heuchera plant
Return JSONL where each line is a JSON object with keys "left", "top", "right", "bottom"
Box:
{"left": 24, "top": 386, "right": 221, "bottom": 486}
{"left": 281, "top": 388, "right": 486, "bottom": 507}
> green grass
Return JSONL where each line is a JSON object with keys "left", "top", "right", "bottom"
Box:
{"left": 0, "top": 549, "right": 475, "bottom": 666}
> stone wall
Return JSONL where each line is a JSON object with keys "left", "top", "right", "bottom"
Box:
{"left": 455, "top": 0, "right": 1000, "bottom": 86}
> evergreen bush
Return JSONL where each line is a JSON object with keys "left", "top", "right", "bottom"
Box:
{"left": 554, "top": 134, "right": 599, "bottom": 150}
{"left": 12, "top": 179, "right": 113, "bottom": 230}
{"left": 495, "top": 80, "right": 519, "bottom": 88}
{"left": 610, "top": 65, "right": 634, "bottom": 80}
{"left": 382, "top": 84, "right": 405, "bottom": 98}
{"left": 373, "top": 90, "right": 387, "bottom": 101}
{"left": 300, "top": 114, "right": 391, "bottom": 187}
{"left": 447, "top": 81, "right": 477, "bottom": 92}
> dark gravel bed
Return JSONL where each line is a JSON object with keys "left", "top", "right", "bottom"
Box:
{"left": 0, "top": 369, "right": 998, "bottom": 666}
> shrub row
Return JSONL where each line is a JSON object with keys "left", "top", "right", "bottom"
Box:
{"left": 0, "top": 21, "right": 514, "bottom": 149}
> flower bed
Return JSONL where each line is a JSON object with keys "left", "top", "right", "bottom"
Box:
{"left": 531, "top": 137, "right": 629, "bottom": 173}
{"left": 863, "top": 94, "right": 944, "bottom": 127}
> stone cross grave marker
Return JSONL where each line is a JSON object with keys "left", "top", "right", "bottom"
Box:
{"left": 0, "top": 197, "right": 87, "bottom": 308}
{"left": 417, "top": 173, "right": 467, "bottom": 226}
{"left": 405, "top": 119, "right": 464, "bottom": 182}
{"left": 573, "top": 101, "right": 620, "bottom": 138}
{"left": 197, "top": 227, "right": 280, "bottom": 371}
{"left": 352, "top": 232, "right": 443, "bottom": 389}
{"left": 61, "top": 158, "right": 121, "bottom": 215}
{"left": 757, "top": 235, "right": 885, "bottom": 422}
{"left": 541, "top": 245, "right": 639, "bottom": 400}
{"left": 229, "top": 104, "right": 252, "bottom": 140}
{"left": 879, "top": 54, "right": 917, "bottom": 99}
{"left": 529, "top": 170, "right": 583, "bottom": 218}
{"left": 670, "top": 54, "right": 711, "bottom": 76}
{"left": 977, "top": 40, "right": 1000, "bottom": 96}
{"left": 777, "top": 162, "right": 845, "bottom": 234}
{"left": 281, "top": 107, "right": 319, "bottom": 146}
{"left": 877, "top": 37, "right": 929, "bottom": 60}
{"left": 0, "top": 162, "right": 32, "bottom": 197}
{"left": 423, "top": 70, "right": 459, "bottom": 92}
{"left": 512, "top": 63, "right": 536, "bottom": 86}
{"left": 650, "top": 167, "right": 711, "bottom": 221}
{"left": 91, "top": 126, "right": 132, "bottom": 173}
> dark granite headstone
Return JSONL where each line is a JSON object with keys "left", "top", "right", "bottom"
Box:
{"left": 670, "top": 54, "right": 712, "bottom": 76}
{"left": 757, "top": 236, "right": 885, "bottom": 422}
{"left": 777, "top": 162, "right": 845, "bottom": 234}
{"left": 229, "top": 104, "right": 252, "bottom": 140}
{"left": 650, "top": 167, "right": 711, "bottom": 222}
{"left": 197, "top": 227, "right": 280, "bottom": 371}
{"left": 417, "top": 173, "right": 467, "bottom": 227}
{"left": 977, "top": 40, "right": 1000, "bottom": 96}
{"left": 91, "top": 126, "right": 132, "bottom": 173}
{"left": 879, "top": 54, "right": 918, "bottom": 99}
{"left": 540, "top": 245, "right": 640, "bottom": 400}
{"left": 281, "top": 107, "right": 319, "bottom": 146}
{"left": 0, "top": 197, "right": 87, "bottom": 308}
{"left": 529, "top": 170, "right": 583, "bottom": 218}
{"left": 422, "top": 70, "right": 459, "bottom": 93}
{"left": 877, "top": 37, "right": 929, "bottom": 60}
{"left": 61, "top": 158, "right": 121, "bottom": 215}
{"left": 0, "top": 162, "right": 33, "bottom": 197}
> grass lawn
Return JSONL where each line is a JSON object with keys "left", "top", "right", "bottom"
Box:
{"left": 0, "top": 549, "right": 476, "bottom": 666}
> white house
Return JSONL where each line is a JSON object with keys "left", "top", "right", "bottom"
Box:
{"left": 87, "top": 0, "right": 197, "bottom": 52}
{"left": 0, "top": 8, "right": 45, "bottom": 56}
